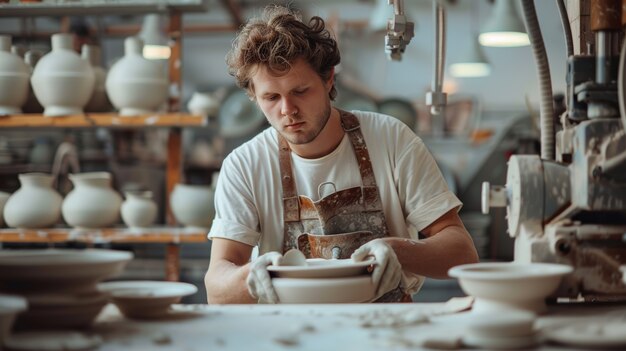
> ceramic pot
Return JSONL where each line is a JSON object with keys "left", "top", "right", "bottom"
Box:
{"left": 62, "top": 172, "right": 122, "bottom": 228}
{"left": 169, "top": 173, "right": 218, "bottom": 230}
{"left": 0, "top": 35, "right": 30, "bottom": 115}
{"left": 187, "top": 91, "right": 220, "bottom": 119}
{"left": 82, "top": 44, "right": 111, "bottom": 112}
{"left": 31, "top": 33, "right": 95, "bottom": 117}
{"left": 3, "top": 173, "right": 62, "bottom": 228}
{"left": 0, "top": 191, "right": 9, "bottom": 228}
{"left": 121, "top": 191, "right": 157, "bottom": 229}
{"left": 105, "top": 37, "right": 168, "bottom": 116}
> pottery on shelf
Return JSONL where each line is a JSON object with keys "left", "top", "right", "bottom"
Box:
{"left": 62, "top": 172, "right": 122, "bottom": 229}
{"left": 169, "top": 173, "right": 218, "bottom": 230}
{"left": 82, "top": 45, "right": 111, "bottom": 113}
{"left": 120, "top": 191, "right": 157, "bottom": 229}
{"left": 105, "top": 36, "right": 168, "bottom": 116}
{"left": 3, "top": 173, "right": 62, "bottom": 229}
{"left": 187, "top": 91, "right": 220, "bottom": 119}
{"left": 0, "top": 35, "right": 30, "bottom": 115}
{"left": 31, "top": 33, "right": 95, "bottom": 117}
{"left": 22, "top": 49, "right": 44, "bottom": 114}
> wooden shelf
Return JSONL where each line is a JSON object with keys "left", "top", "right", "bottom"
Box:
{"left": 0, "top": 0, "right": 209, "bottom": 17}
{"left": 0, "top": 113, "right": 207, "bottom": 129}
{"left": 0, "top": 227, "right": 208, "bottom": 244}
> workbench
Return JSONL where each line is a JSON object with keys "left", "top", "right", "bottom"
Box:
{"left": 85, "top": 302, "right": 626, "bottom": 350}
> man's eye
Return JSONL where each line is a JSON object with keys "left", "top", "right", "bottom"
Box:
{"left": 294, "top": 89, "right": 307, "bottom": 95}
{"left": 266, "top": 95, "right": 278, "bottom": 101}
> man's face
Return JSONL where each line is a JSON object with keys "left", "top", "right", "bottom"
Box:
{"left": 251, "top": 58, "right": 333, "bottom": 145}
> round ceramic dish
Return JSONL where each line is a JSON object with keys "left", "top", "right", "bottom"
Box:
{"left": 98, "top": 280, "right": 197, "bottom": 319}
{"left": 15, "top": 292, "right": 107, "bottom": 330}
{"left": 272, "top": 275, "right": 375, "bottom": 304}
{"left": 268, "top": 258, "right": 375, "bottom": 279}
{"left": 0, "top": 249, "right": 133, "bottom": 294}
{"left": 448, "top": 262, "right": 573, "bottom": 314}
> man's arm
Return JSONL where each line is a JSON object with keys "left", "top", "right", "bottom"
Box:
{"left": 205, "top": 238, "right": 256, "bottom": 304}
{"left": 383, "top": 208, "right": 479, "bottom": 279}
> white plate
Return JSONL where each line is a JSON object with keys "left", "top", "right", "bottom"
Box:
{"left": 268, "top": 258, "right": 375, "bottom": 279}
{"left": 273, "top": 276, "right": 375, "bottom": 304}
{"left": 98, "top": 281, "right": 197, "bottom": 319}
{"left": 545, "top": 322, "right": 626, "bottom": 348}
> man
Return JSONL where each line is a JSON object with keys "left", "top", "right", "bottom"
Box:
{"left": 205, "top": 5, "right": 478, "bottom": 304}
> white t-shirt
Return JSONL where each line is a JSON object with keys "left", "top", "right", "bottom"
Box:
{"left": 208, "top": 110, "right": 462, "bottom": 293}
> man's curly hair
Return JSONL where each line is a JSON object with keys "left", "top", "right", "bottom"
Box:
{"left": 226, "top": 6, "right": 341, "bottom": 100}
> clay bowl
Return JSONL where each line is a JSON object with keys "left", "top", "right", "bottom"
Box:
{"left": 268, "top": 258, "right": 375, "bottom": 279}
{"left": 448, "top": 262, "right": 573, "bottom": 314}
{"left": 0, "top": 294, "right": 27, "bottom": 344}
{"left": 0, "top": 249, "right": 133, "bottom": 295}
{"left": 273, "top": 276, "right": 375, "bottom": 304}
{"left": 14, "top": 292, "right": 107, "bottom": 330}
{"left": 98, "top": 281, "right": 197, "bottom": 319}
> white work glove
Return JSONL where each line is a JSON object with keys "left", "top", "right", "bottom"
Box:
{"left": 246, "top": 251, "right": 283, "bottom": 304}
{"left": 351, "top": 239, "right": 402, "bottom": 300}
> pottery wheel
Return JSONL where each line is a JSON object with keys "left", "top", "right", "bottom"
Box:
{"left": 4, "top": 331, "right": 102, "bottom": 351}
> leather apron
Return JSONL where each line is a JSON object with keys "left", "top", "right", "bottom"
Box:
{"left": 279, "top": 110, "right": 410, "bottom": 303}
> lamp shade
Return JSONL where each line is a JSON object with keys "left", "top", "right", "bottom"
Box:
{"left": 450, "top": 38, "right": 491, "bottom": 78}
{"left": 138, "top": 14, "right": 171, "bottom": 60}
{"left": 479, "top": 0, "right": 529, "bottom": 47}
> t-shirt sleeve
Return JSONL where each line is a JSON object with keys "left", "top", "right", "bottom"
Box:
{"left": 207, "top": 154, "right": 261, "bottom": 246}
{"left": 396, "top": 136, "right": 462, "bottom": 232}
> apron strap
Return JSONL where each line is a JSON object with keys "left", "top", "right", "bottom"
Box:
{"left": 339, "top": 110, "right": 377, "bottom": 188}
{"left": 278, "top": 135, "right": 300, "bottom": 222}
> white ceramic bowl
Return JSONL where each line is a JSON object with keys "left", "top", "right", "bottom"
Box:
{"left": 0, "top": 249, "right": 133, "bottom": 294}
{"left": 98, "top": 280, "right": 197, "bottom": 319}
{"left": 268, "top": 258, "right": 375, "bottom": 279}
{"left": 448, "top": 262, "right": 573, "bottom": 314}
{"left": 273, "top": 276, "right": 375, "bottom": 304}
{"left": 15, "top": 292, "right": 107, "bottom": 330}
{"left": 0, "top": 294, "right": 27, "bottom": 344}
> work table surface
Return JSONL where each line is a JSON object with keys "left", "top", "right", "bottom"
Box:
{"left": 89, "top": 302, "right": 626, "bottom": 350}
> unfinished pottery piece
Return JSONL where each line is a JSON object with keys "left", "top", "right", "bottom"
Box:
{"left": 5, "top": 331, "right": 102, "bottom": 351}
{"left": 0, "top": 35, "right": 30, "bottom": 115}
{"left": 0, "top": 191, "right": 9, "bottom": 227}
{"left": 448, "top": 262, "right": 573, "bottom": 314}
{"left": 0, "top": 294, "right": 27, "bottom": 344}
{"left": 3, "top": 173, "right": 62, "bottom": 229}
{"left": 81, "top": 44, "right": 110, "bottom": 113}
{"left": 268, "top": 258, "right": 375, "bottom": 279}
{"left": 98, "top": 280, "right": 197, "bottom": 319}
{"left": 62, "top": 172, "right": 122, "bottom": 228}
{"left": 544, "top": 322, "right": 626, "bottom": 348}
{"left": 15, "top": 292, "right": 107, "bottom": 330}
{"left": 170, "top": 182, "right": 215, "bottom": 230}
{"left": 272, "top": 276, "right": 375, "bottom": 303}
{"left": 0, "top": 249, "right": 133, "bottom": 295}
{"left": 105, "top": 36, "right": 168, "bottom": 116}
{"left": 31, "top": 33, "right": 95, "bottom": 117}
{"left": 121, "top": 191, "right": 157, "bottom": 229}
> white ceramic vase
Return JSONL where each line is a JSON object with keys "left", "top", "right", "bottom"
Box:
{"left": 82, "top": 45, "right": 110, "bottom": 113}
{"left": 0, "top": 191, "right": 10, "bottom": 228}
{"left": 22, "top": 49, "right": 44, "bottom": 114}
{"left": 105, "top": 37, "right": 168, "bottom": 116}
{"left": 0, "top": 35, "right": 30, "bottom": 115}
{"left": 31, "top": 33, "right": 95, "bottom": 117}
{"left": 121, "top": 191, "right": 157, "bottom": 229}
{"left": 62, "top": 172, "right": 122, "bottom": 229}
{"left": 3, "top": 173, "right": 62, "bottom": 229}
{"left": 170, "top": 173, "right": 218, "bottom": 230}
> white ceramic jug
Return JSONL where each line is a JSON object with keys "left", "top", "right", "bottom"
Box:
{"left": 62, "top": 172, "right": 122, "bottom": 228}
{"left": 3, "top": 173, "right": 62, "bottom": 228}
{"left": 0, "top": 35, "right": 30, "bottom": 115}
{"left": 105, "top": 36, "right": 168, "bottom": 116}
{"left": 121, "top": 191, "right": 157, "bottom": 229}
{"left": 82, "top": 44, "right": 110, "bottom": 113}
{"left": 22, "top": 49, "right": 44, "bottom": 114}
{"left": 169, "top": 173, "right": 218, "bottom": 230}
{"left": 31, "top": 33, "right": 95, "bottom": 117}
{"left": 0, "top": 191, "right": 10, "bottom": 227}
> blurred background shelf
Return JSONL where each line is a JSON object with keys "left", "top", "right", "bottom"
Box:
{"left": 0, "top": 226, "right": 207, "bottom": 243}
{"left": 0, "top": 112, "right": 207, "bottom": 128}
{"left": 0, "top": 0, "right": 209, "bottom": 17}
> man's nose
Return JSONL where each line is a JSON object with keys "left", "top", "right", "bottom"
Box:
{"left": 280, "top": 98, "right": 298, "bottom": 116}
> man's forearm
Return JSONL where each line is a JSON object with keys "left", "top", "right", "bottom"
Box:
{"left": 385, "top": 226, "right": 479, "bottom": 279}
{"left": 205, "top": 259, "right": 255, "bottom": 304}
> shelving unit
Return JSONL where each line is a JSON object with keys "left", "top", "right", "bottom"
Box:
{"left": 0, "top": 0, "right": 214, "bottom": 282}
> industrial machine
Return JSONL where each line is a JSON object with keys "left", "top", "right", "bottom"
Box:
{"left": 481, "top": 0, "right": 626, "bottom": 301}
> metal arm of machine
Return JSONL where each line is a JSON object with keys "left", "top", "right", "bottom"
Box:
{"left": 425, "top": 0, "right": 447, "bottom": 118}
{"left": 384, "top": 0, "right": 414, "bottom": 61}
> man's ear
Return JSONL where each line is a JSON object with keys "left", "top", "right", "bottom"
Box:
{"left": 327, "top": 67, "right": 335, "bottom": 89}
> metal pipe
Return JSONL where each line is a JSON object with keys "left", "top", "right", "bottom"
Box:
{"left": 429, "top": 0, "right": 446, "bottom": 117}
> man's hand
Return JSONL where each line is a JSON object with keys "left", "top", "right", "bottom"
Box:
{"left": 351, "top": 239, "right": 402, "bottom": 299}
{"left": 246, "top": 251, "right": 283, "bottom": 303}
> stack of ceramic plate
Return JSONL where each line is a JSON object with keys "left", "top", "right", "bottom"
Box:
{"left": 268, "top": 258, "right": 376, "bottom": 304}
{"left": 0, "top": 249, "right": 133, "bottom": 330}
